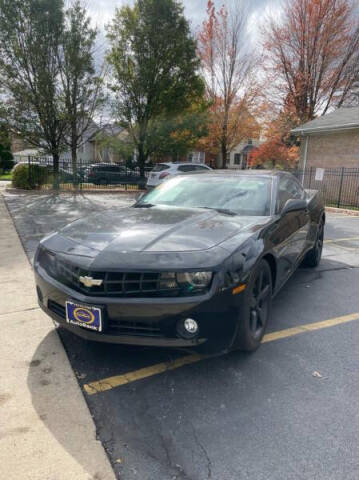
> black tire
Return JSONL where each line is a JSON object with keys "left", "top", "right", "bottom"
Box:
{"left": 302, "top": 219, "right": 324, "bottom": 268}
{"left": 233, "top": 259, "right": 272, "bottom": 352}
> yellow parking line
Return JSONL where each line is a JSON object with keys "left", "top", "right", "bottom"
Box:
{"left": 84, "top": 353, "right": 204, "bottom": 395}
{"left": 83, "top": 312, "right": 359, "bottom": 395}
{"left": 324, "top": 236, "right": 359, "bottom": 244}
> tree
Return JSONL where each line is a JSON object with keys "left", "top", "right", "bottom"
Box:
{"left": 148, "top": 107, "right": 208, "bottom": 161}
{"left": 249, "top": 100, "right": 300, "bottom": 169}
{"left": 249, "top": 140, "right": 299, "bottom": 169}
{"left": 0, "top": 0, "right": 66, "bottom": 188}
{"left": 264, "top": 0, "right": 359, "bottom": 122}
{"left": 97, "top": 107, "right": 208, "bottom": 164}
{"left": 59, "top": 1, "right": 105, "bottom": 183}
{"left": 198, "top": 1, "right": 258, "bottom": 168}
{"left": 106, "top": 0, "right": 204, "bottom": 177}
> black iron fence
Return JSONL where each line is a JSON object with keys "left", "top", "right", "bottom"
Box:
{"left": 12, "top": 156, "right": 151, "bottom": 191}
{"left": 290, "top": 167, "right": 359, "bottom": 209}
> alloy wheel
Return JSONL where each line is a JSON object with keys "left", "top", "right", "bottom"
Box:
{"left": 249, "top": 268, "right": 271, "bottom": 339}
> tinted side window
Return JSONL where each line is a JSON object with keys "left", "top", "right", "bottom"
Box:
{"left": 98, "top": 166, "right": 112, "bottom": 172}
{"left": 195, "top": 165, "right": 209, "bottom": 170}
{"left": 178, "top": 165, "right": 196, "bottom": 172}
{"left": 276, "top": 177, "right": 304, "bottom": 212}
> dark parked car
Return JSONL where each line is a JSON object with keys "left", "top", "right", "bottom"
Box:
{"left": 34, "top": 170, "right": 324, "bottom": 353}
{"left": 87, "top": 163, "right": 146, "bottom": 187}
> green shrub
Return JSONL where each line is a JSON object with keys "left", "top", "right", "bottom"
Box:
{"left": 12, "top": 164, "right": 50, "bottom": 189}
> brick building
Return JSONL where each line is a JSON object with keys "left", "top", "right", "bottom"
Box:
{"left": 291, "top": 107, "right": 359, "bottom": 169}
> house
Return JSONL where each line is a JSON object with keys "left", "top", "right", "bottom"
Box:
{"left": 227, "top": 139, "right": 261, "bottom": 169}
{"left": 291, "top": 107, "right": 359, "bottom": 169}
{"left": 10, "top": 135, "right": 33, "bottom": 154}
{"left": 11, "top": 123, "right": 109, "bottom": 166}
{"left": 92, "top": 124, "right": 124, "bottom": 164}
{"left": 187, "top": 151, "right": 206, "bottom": 164}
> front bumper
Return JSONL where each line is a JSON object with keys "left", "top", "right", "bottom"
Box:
{"left": 35, "top": 265, "right": 241, "bottom": 350}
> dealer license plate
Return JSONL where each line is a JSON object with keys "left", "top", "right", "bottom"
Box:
{"left": 65, "top": 301, "right": 103, "bottom": 332}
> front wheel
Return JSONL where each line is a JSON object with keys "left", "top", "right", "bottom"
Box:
{"left": 302, "top": 220, "right": 324, "bottom": 268}
{"left": 232, "top": 259, "right": 272, "bottom": 352}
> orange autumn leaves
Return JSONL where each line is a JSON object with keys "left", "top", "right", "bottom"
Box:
{"left": 196, "top": 0, "right": 359, "bottom": 169}
{"left": 197, "top": 1, "right": 260, "bottom": 166}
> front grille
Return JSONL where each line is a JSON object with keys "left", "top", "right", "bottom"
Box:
{"left": 108, "top": 320, "right": 163, "bottom": 337}
{"left": 39, "top": 248, "right": 206, "bottom": 297}
{"left": 47, "top": 300, "right": 163, "bottom": 337}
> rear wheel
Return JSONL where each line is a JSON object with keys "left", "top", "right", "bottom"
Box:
{"left": 302, "top": 219, "right": 324, "bottom": 268}
{"left": 233, "top": 259, "right": 272, "bottom": 352}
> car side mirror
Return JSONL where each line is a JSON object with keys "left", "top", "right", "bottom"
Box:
{"left": 281, "top": 198, "right": 307, "bottom": 216}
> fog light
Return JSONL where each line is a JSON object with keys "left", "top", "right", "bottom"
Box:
{"left": 184, "top": 318, "right": 198, "bottom": 334}
{"left": 177, "top": 317, "right": 199, "bottom": 339}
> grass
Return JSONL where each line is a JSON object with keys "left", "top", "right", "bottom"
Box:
{"left": 0, "top": 172, "right": 12, "bottom": 180}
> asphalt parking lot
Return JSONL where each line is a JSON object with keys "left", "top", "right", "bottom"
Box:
{"left": 4, "top": 190, "right": 359, "bottom": 480}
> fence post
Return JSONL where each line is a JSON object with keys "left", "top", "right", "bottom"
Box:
{"left": 27, "top": 155, "right": 31, "bottom": 187}
{"left": 337, "top": 167, "right": 345, "bottom": 208}
{"left": 309, "top": 166, "right": 313, "bottom": 189}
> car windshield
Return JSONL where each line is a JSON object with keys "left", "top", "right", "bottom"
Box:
{"left": 139, "top": 175, "right": 272, "bottom": 216}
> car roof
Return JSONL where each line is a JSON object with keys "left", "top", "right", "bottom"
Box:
{"left": 157, "top": 162, "right": 208, "bottom": 167}
{"left": 91, "top": 163, "right": 123, "bottom": 167}
{"left": 177, "top": 169, "right": 292, "bottom": 178}
{"left": 206, "top": 169, "right": 286, "bottom": 176}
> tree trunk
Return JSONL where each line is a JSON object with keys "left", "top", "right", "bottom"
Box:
{"left": 71, "top": 141, "right": 78, "bottom": 190}
{"left": 221, "top": 141, "right": 227, "bottom": 169}
{"left": 53, "top": 151, "right": 60, "bottom": 190}
{"left": 221, "top": 109, "right": 229, "bottom": 169}
{"left": 137, "top": 144, "right": 146, "bottom": 178}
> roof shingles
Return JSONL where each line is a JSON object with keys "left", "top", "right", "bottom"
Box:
{"left": 291, "top": 107, "right": 359, "bottom": 135}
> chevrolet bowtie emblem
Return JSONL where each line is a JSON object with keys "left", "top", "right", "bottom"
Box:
{"left": 79, "top": 275, "right": 103, "bottom": 288}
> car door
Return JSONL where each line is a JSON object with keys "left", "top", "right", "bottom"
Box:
{"left": 270, "top": 176, "right": 310, "bottom": 287}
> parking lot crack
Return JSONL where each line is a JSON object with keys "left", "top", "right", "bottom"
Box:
{"left": 190, "top": 422, "right": 212, "bottom": 479}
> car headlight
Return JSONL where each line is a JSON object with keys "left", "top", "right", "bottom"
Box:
{"left": 37, "top": 246, "right": 57, "bottom": 275}
{"left": 176, "top": 272, "right": 213, "bottom": 290}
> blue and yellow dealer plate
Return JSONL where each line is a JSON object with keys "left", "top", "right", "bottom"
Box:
{"left": 65, "top": 301, "right": 103, "bottom": 332}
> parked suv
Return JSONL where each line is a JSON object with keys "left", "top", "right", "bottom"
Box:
{"left": 146, "top": 162, "right": 211, "bottom": 188}
{"left": 87, "top": 163, "right": 146, "bottom": 187}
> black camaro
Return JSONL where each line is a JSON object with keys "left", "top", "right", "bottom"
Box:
{"left": 34, "top": 170, "right": 325, "bottom": 353}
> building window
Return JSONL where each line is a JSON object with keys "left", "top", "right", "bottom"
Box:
{"left": 234, "top": 153, "right": 240, "bottom": 165}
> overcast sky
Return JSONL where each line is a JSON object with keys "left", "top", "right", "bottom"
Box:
{"left": 87, "top": 0, "right": 282, "bottom": 54}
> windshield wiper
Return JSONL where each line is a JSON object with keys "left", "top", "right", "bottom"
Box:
{"left": 199, "top": 207, "right": 237, "bottom": 216}
{"left": 133, "top": 203, "right": 155, "bottom": 208}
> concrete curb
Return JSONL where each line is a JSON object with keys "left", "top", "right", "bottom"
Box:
{"left": 325, "top": 206, "right": 359, "bottom": 216}
{"left": 0, "top": 194, "right": 116, "bottom": 480}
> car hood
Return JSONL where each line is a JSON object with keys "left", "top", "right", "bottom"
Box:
{"left": 42, "top": 205, "right": 270, "bottom": 270}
